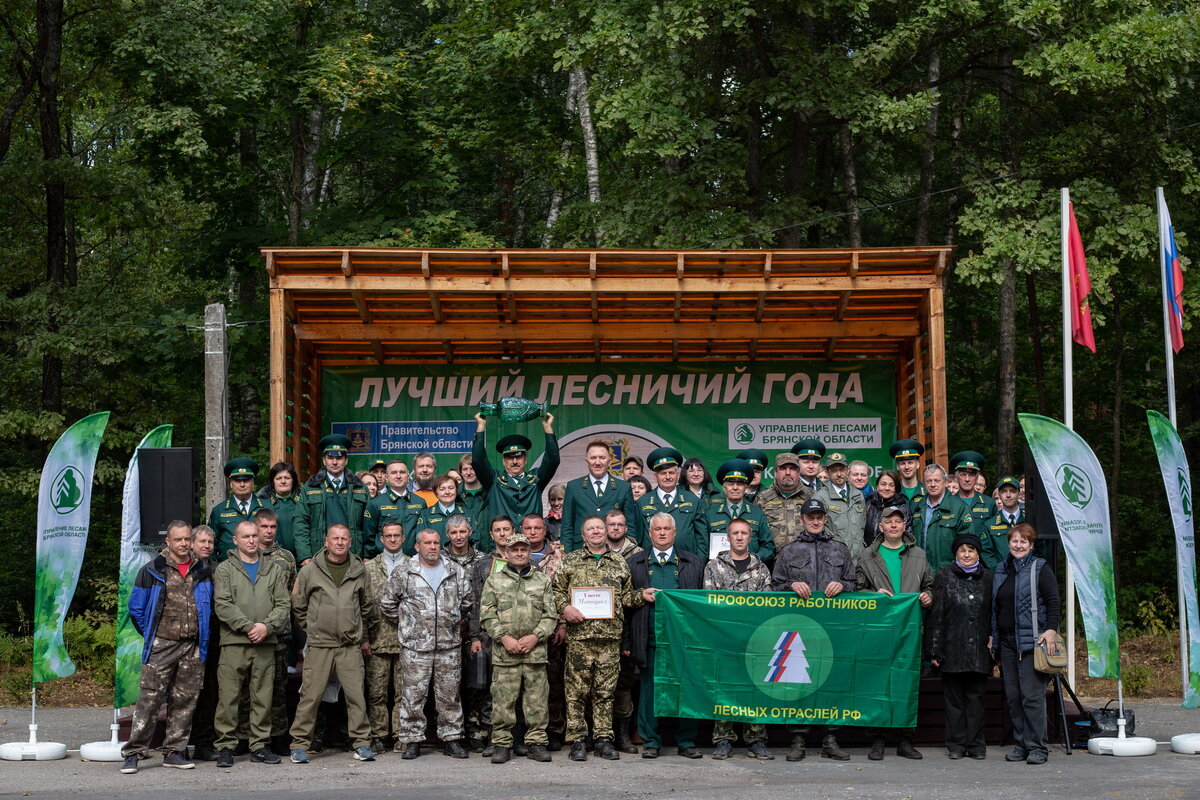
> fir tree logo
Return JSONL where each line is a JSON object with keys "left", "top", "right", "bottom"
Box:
{"left": 763, "top": 632, "right": 812, "bottom": 683}
{"left": 1055, "top": 463, "right": 1092, "bottom": 510}
{"left": 734, "top": 424, "right": 754, "bottom": 445}
{"left": 1179, "top": 469, "right": 1192, "bottom": 519}
{"left": 51, "top": 466, "right": 84, "bottom": 514}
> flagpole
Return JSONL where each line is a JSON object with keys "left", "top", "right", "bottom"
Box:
{"left": 1061, "top": 187, "right": 1077, "bottom": 688}
{"left": 1158, "top": 185, "right": 1188, "bottom": 697}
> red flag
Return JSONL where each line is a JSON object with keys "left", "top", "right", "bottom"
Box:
{"left": 1067, "top": 202, "right": 1096, "bottom": 353}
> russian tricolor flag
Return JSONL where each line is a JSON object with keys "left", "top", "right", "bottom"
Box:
{"left": 1159, "top": 193, "right": 1185, "bottom": 353}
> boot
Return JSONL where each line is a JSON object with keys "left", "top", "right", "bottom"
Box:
{"left": 786, "top": 735, "right": 806, "bottom": 762}
{"left": 594, "top": 737, "right": 620, "bottom": 760}
{"left": 613, "top": 716, "right": 638, "bottom": 754}
{"left": 868, "top": 736, "right": 885, "bottom": 761}
{"left": 897, "top": 738, "right": 922, "bottom": 760}
{"left": 821, "top": 734, "right": 850, "bottom": 761}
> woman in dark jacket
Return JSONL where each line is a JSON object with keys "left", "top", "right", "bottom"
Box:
{"left": 928, "top": 532, "right": 993, "bottom": 760}
{"left": 863, "top": 469, "right": 912, "bottom": 548}
{"left": 990, "top": 523, "right": 1060, "bottom": 765}
{"left": 682, "top": 457, "right": 721, "bottom": 504}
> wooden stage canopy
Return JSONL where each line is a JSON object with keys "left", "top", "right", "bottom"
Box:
{"left": 264, "top": 247, "right": 952, "bottom": 474}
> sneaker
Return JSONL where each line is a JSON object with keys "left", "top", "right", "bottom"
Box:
{"left": 1026, "top": 751, "right": 1047, "bottom": 765}
{"left": 216, "top": 748, "right": 234, "bottom": 768}
{"left": 947, "top": 747, "right": 965, "bottom": 759}
{"left": 967, "top": 748, "right": 987, "bottom": 760}
{"left": 711, "top": 740, "right": 733, "bottom": 760}
{"left": 120, "top": 754, "right": 140, "bottom": 774}
{"left": 290, "top": 749, "right": 309, "bottom": 764}
{"left": 353, "top": 745, "right": 376, "bottom": 762}
{"left": 251, "top": 748, "right": 281, "bottom": 765}
{"left": 1004, "top": 747, "right": 1027, "bottom": 762}
{"left": 163, "top": 751, "right": 195, "bottom": 769}
{"left": 747, "top": 741, "right": 774, "bottom": 760}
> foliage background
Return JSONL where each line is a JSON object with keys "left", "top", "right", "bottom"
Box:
{"left": 2, "top": 0, "right": 1198, "bottom": 636}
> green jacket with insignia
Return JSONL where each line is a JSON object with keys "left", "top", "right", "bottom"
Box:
{"left": 559, "top": 474, "right": 639, "bottom": 553}
{"left": 362, "top": 486, "right": 425, "bottom": 559}
{"left": 634, "top": 489, "right": 708, "bottom": 554}
{"left": 459, "top": 486, "right": 491, "bottom": 550}
{"left": 471, "top": 431, "right": 560, "bottom": 528}
{"left": 552, "top": 548, "right": 643, "bottom": 642}
{"left": 911, "top": 493, "right": 975, "bottom": 573}
{"left": 704, "top": 500, "right": 774, "bottom": 563}
{"left": 208, "top": 494, "right": 266, "bottom": 563}
{"left": 293, "top": 471, "right": 371, "bottom": 562}
{"left": 481, "top": 563, "right": 557, "bottom": 665}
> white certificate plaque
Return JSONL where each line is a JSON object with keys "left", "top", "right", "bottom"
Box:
{"left": 709, "top": 531, "right": 730, "bottom": 558}
{"left": 571, "top": 586, "right": 615, "bottom": 620}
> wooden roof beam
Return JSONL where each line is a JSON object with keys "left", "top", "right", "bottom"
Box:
{"left": 294, "top": 319, "right": 918, "bottom": 341}
{"left": 590, "top": 252, "right": 599, "bottom": 323}
{"left": 371, "top": 340, "right": 385, "bottom": 363}
{"left": 274, "top": 274, "right": 940, "bottom": 293}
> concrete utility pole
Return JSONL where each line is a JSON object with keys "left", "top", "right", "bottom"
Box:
{"left": 204, "top": 303, "right": 229, "bottom": 513}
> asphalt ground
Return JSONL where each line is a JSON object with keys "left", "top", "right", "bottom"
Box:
{"left": 0, "top": 699, "right": 1197, "bottom": 800}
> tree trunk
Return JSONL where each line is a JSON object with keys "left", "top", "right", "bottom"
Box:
{"left": 571, "top": 65, "right": 602, "bottom": 245}
{"left": 36, "top": 0, "right": 65, "bottom": 413}
{"left": 914, "top": 48, "right": 940, "bottom": 246}
{"left": 996, "top": 259, "right": 1017, "bottom": 474}
{"left": 839, "top": 122, "right": 862, "bottom": 247}
{"left": 780, "top": 109, "right": 810, "bottom": 248}
{"left": 944, "top": 79, "right": 970, "bottom": 246}
{"left": 286, "top": 9, "right": 312, "bottom": 245}
{"left": 1026, "top": 273, "right": 1049, "bottom": 414}
{"left": 542, "top": 72, "right": 577, "bottom": 247}
{"left": 745, "top": 102, "right": 763, "bottom": 231}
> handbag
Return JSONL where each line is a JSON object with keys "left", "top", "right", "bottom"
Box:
{"left": 1029, "top": 561, "right": 1066, "bottom": 675}
{"left": 1089, "top": 699, "right": 1136, "bottom": 736}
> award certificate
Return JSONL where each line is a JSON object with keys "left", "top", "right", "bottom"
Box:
{"left": 571, "top": 586, "right": 615, "bottom": 620}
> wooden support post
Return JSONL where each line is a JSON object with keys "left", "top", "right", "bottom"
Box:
{"left": 204, "top": 303, "right": 229, "bottom": 513}
{"left": 927, "top": 287, "right": 948, "bottom": 466}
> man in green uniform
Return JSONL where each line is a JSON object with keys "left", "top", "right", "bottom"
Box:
{"left": 813, "top": 452, "right": 868, "bottom": 560}
{"left": 625, "top": 513, "right": 705, "bottom": 759}
{"left": 288, "top": 524, "right": 376, "bottom": 764}
{"left": 890, "top": 439, "right": 926, "bottom": 504}
{"left": 365, "top": 521, "right": 407, "bottom": 752}
{"left": 984, "top": 475, "right": 1033, "bottom": 565}
{"left": 911, "top": 464, "right": 975, "bottom": 573}
{"left": 471, "top": 412, "right": 559, "bottom": 529}
{"left": 413, "top": 474, "right": 469, "bottom": 551}
{"left": 755, "top": 452, "right": 811, "bottom": 550}
{"left": 949, "top": 451, "right": 1001, "bottom": 565}
{"left": 736, "top": 449, "right": 769, "bottom": 504}
{"left": 704, "top": 459, "right": 774, "bottom": 562}
{"left": 560, "top": 438, "right": 639, "bottom": 553}
{"left": 213, "top": 521, "right": 291, "bottom": 767}
{"left": 456, "top": 455, "right": 491, "bottom": 550}
{"left": 480, "top": 531, "right": 558, "bottom": 764}
{"left": 791, "top": 439, "right": 826, "bottom": 494}
{"left": 553, "top": 515, "right": 653, "bottom": 761}
{"left": 294, "top": 435, "right": 371, "bottom": 563}
{"left": 363, "top": 459, "right": 426, "bottom": 559}
{"left": 634, "top": 447, "right": 708, "bottom": 554}
{"left": 209, "top": 457, "right": 265, "bottom": 562}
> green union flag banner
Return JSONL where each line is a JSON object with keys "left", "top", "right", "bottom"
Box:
{"left": 653, "top": 590, "right": 922, "bottom": 728}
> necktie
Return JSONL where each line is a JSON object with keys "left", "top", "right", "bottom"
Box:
{"left": 658, "top": 552, "right": 667, "bottom": 565}
{"left": 840, "top": 489, "right": 847, "bottom": 501}
{"left": 239, "top": 502, "right": 247, "bottom": 515}
{"left": 731, "top": 505, "right": 741, "bottom": 518}
{"left": 595, "top": 480, "right": 603, "bottom": 496}
{"left": 664, "top": 493, "right": 672, "bottom": 506}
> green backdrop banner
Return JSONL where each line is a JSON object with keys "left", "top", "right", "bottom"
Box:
{"left": 652, "top": 590, "right": 922, "bottom": 728}
{"left": 321, "top": 361, "right": 897, "bottom": 477}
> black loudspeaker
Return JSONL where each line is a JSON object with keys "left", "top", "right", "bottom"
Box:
{"left": 1023, "top": 445, "right": 1061, "bottom": 542}
{"left": 139, "top": 448, "right": 200, "bottom": 544}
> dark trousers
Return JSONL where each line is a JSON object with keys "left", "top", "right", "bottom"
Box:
{"left": 942, "top": 671, "right": 987, "bottom": 754}
{"left": 636, "top": 647, "right": 697, "bottom": 750}
{"left": 999, "top": 641, "right": 1048, "bottom": 756}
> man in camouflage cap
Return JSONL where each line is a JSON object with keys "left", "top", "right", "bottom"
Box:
{"left": 379, "top": 528, "right": 474, "bottom": 759}
{"left": 553, "top": 515, "right": 655, "bottom": 761}
{"left": 479, "top": 530, "right": 558, "bottom": 763}
{"left": 755, "top": 452, "right": 812, "bottom": 550}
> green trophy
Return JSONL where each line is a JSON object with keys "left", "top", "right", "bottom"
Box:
{"left": 479, "top": 396, "right": 546, "bottom": 423}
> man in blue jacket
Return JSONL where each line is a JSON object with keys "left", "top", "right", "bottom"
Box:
{"left": 121, "top": 520, "right": 214, "bottom": 774}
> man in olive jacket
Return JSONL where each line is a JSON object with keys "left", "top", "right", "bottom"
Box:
{"left": 213, "top": 521, "right": 292, "bottom": 767}
{"left": 288, "top": 523, "right": 376, "bottom": 764}
{"left": 480, "top": 531, "right": 558, "bottom": 764}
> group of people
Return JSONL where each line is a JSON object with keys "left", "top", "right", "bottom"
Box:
{"left": 120, "top": 414, "right": 1062, "bottom": 774}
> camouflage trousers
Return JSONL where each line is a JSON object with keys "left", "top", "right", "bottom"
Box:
{"left": 397, "top": 647, "right": 464, "bottom": 745}
{"left": 216, "top": 643, "right": 274, "bottom": 751}
{"left": 713, "top": 720, "right": 767, "bottom": 745}
{"left": 366, "top": 651, "right": 403, "bottom": 744}
{"left": 289, "top": 645, "right": 370, "bottom": 751}
{"left": 122, "top": 637, "right": 203, "bottom": 757}
{"left": 490, "top": 659, "right": 549, "bottom": 748}
{"left": 564, "top": 638, "right": 620, "bottom": 743}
